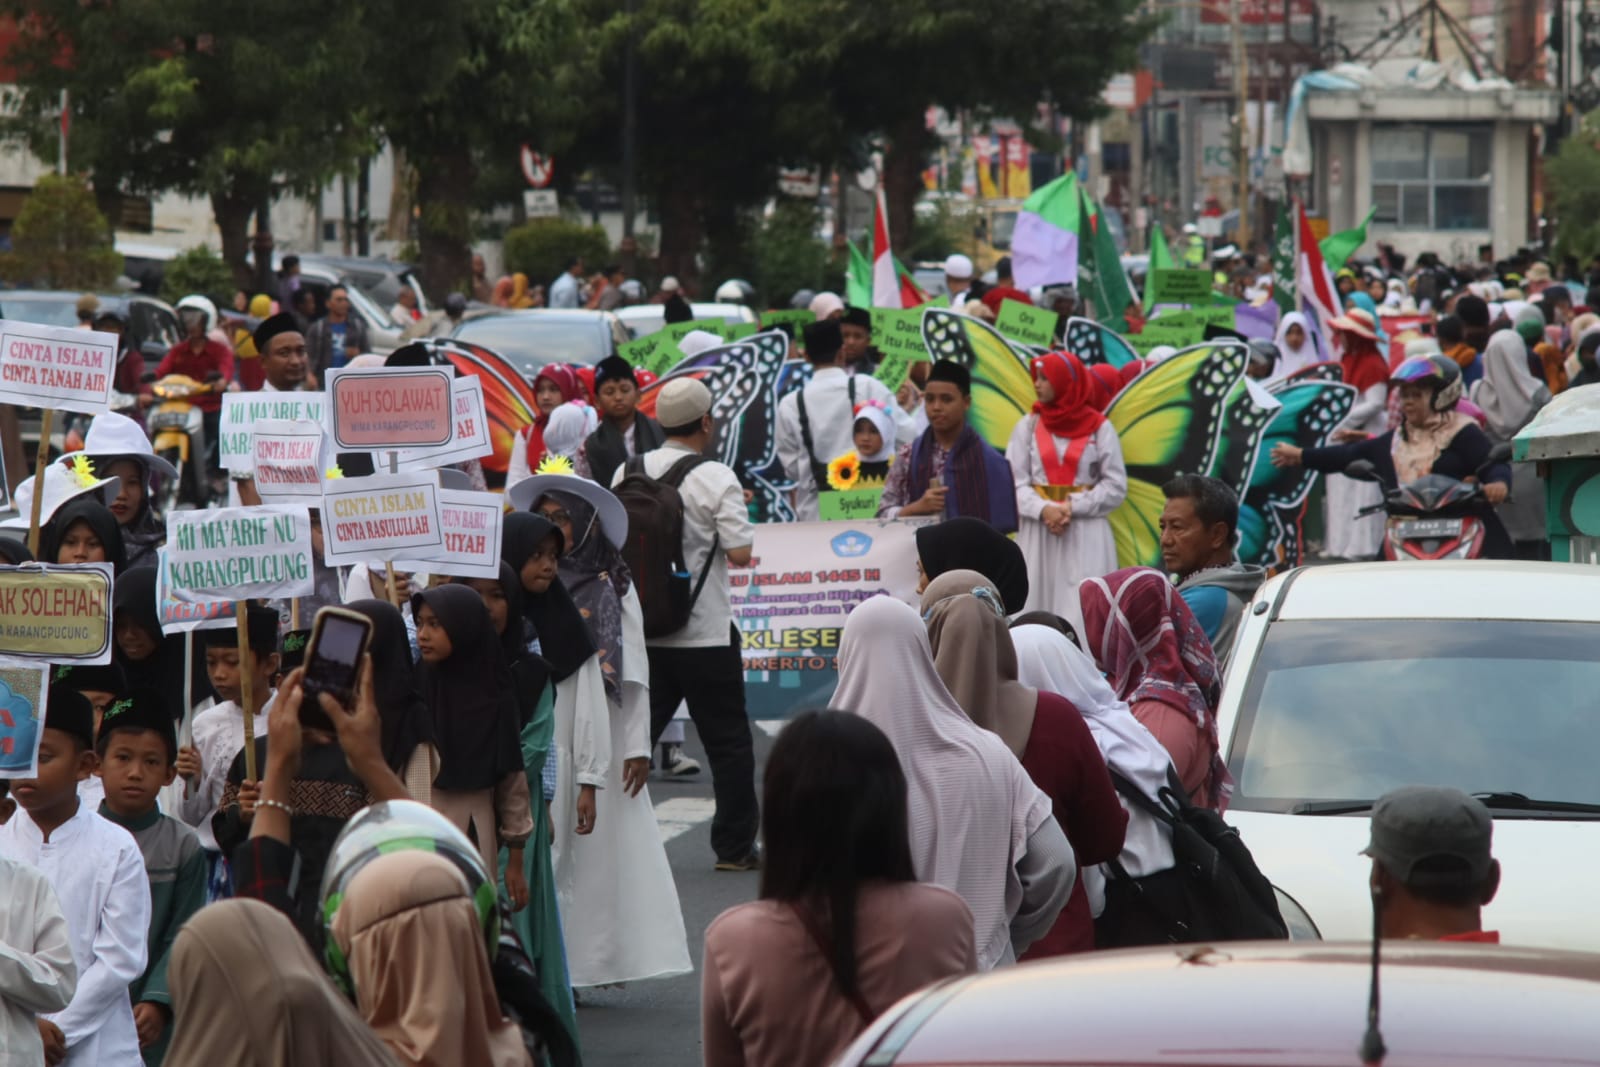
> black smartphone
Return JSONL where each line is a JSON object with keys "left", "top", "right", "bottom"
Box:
{"left": 300, "top": 607, "right": 373, "bottom": 730}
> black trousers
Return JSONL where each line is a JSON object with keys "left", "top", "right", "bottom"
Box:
{"left": 647, "top": 636, "right": 759, "bottom": 861}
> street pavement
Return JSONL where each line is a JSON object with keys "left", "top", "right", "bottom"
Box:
{"left": 576, "top": 722, "right": 779, "bottom": 1066}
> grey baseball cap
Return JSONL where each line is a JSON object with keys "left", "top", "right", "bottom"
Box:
{"left": 1362, "top": 786, "right": 1494, "bottom": 887}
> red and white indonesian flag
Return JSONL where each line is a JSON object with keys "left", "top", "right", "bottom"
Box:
{"left": 871, "top": 187, "right": 902, "bottom": 309}
{"left": 1295, "top": 200, "right": 1342, "bottom": 358}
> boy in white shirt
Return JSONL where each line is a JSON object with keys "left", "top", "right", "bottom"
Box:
{"left": 0, "top": 848, "right": 77, "bottom": 1066}
{"left": 0, "top": 689, "right": 149, "bottom": 1066}
{"left": 175, "top": 605, "right": 279, "bottom": 892}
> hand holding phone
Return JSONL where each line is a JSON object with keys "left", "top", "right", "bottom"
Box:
{"left": 301, "top": 608, "right": 374, "bottom": 731}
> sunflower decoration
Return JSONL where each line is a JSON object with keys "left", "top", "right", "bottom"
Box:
{"left": 536, "top": 453, "right": 576, "bottom": 476}
{"left": 71, "top": 454, "right": 98, "bottom": 490}
{"left": 826, "top": 450, "right": 861, "bottom": 491}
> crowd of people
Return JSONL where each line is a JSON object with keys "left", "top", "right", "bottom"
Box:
{"left": 0, "top": 239, "right": 1557, "bottom": 1066}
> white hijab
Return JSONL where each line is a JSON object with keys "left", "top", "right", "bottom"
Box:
{"left": 1472, "top": 331, "right": 1549, "bottom": 441}
{"left": 851, "top": 403, "right": 898, "bottom": 463}
{"left": 1010, "top": 625, "right": 1177, "bottom": 894}
{"left": 832, "top": 595, "right": 1054, "bottom": 970}
{"left": 1272, "top": 311, "right": 1320, "bottom": 380}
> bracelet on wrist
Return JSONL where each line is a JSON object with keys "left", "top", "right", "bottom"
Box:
{"left": 256, "top": 798, "right": 295, "bottom": 817}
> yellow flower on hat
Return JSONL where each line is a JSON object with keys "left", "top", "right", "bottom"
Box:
{"left": 70, "top": 454, "right": 97, "bottom": 489}
{"left": 325, "top": 465, "right": 345, "bottom": 480}
{"left": 826, "top": 451, "right": 860, "bottom": 491}
{"left": 536, "top": 453, "right": 575, "bottom": 476}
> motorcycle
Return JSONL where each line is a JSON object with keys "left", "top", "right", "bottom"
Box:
{"left": 147, "top": 374, "right": 218, "bottom": 512}
{"left": 1346, "top": 442, "right": 1513, "bottom": 561}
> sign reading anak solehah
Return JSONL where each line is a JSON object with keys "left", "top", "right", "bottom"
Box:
{"left": 393, "top": 488, "right": 504, "bottom": 579}
{"left": 165, "top": 507, "right": 316, "bottom": 604}
{"left": 0, "top": 320, "right": 119, "bottom": 414}
{"left": 320, "top": 471, "right": 444, "bottom": 566}
{"left": 0, "top": 564, "right": 114, "bottom": 666}
{"left": 326, "top": 366, "right": 453, "bottom": 451}
{"left": 393, "top": 375, "right": 492, "bottom": 469}
{"left": 220, "top": 392, "right": 330, "bottom": 471}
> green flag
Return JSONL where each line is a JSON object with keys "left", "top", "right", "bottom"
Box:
{"left": 1076, "top": 187, "right": 1134, "bottom": 328}
{"left": 1271, "top": 202, "right": 1296, "bottom": 313}
{"left": 1143, "top": 226, "right": 1174, "bottom": 313}
{"left": 1319, "top": 204, "right": 1377, "bottom": 273}
{"left": 846, "top": 240, "right": 872, "bottom": 308}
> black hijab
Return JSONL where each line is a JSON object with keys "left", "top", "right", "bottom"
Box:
{"left": 346, "top": 599, "right": 434, "bottom": 773}
{"left": 915, "top": 516, "right": 1030, "bottom": 615}
{"left": 43, "top": 499, "right": 128, "bottom": 574}
{"left": 501, "top": 512, "right": 594, "bottom": 683}
{"left": 111, "top": 567, "right": 213, "bottom": 717}
{"left": 411, "top": 584, "right": 524, "bottom": 792}
{"left": 452, "top": 563, "right": 552, "bottom": 728}
{"left": 0, "top": 538, "right": 33, "bottom": 564}
{"left": 541, "top": 489, "right": 629, "bottom": 704}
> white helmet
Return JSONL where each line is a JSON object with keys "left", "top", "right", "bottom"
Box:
{"left": 175, "top": 294, "right": 218, "bottom": 330}
{"left": 714, "top": 279, "right": 753, "bottom": 304}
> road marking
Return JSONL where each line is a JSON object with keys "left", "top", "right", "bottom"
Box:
{"left": 655, "top": 797, "right": 718, "bottom": 844}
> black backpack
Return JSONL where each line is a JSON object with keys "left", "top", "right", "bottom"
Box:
{"left": 614, "top": 454, "right": 720, "bottom": 639}
{"left": 1095, "top": 768, "right": 1288, "bottom": 948}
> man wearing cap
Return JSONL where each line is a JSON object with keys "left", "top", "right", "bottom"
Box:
{"left": 839, "top": 306, "right": 875, "bottom": 373}
{"left": 944, "top": 253, "right": 976, "bottom": 307}
{"left": 583, "top": 355, "right": 665, "bottom": 487}
{"left": 611, "top": 378, "right": 760, "bottom": 871}
{"left": 877, "top": 359, "right": 1018, "bottom": 532}
{"left": 1365, "top": 786, "right": 1501, "bottom": 942}
{"left": 776, "top": 319, "right": 906, "bottom": 521}
{"left": 252, "top": 313, "right": 308, "bottom": 393}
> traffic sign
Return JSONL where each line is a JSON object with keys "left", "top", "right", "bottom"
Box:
{"left": 523, "top": 189, "right": 559, "bottom": 218}
{"left": 520, "top": 145, "right": 553, "bottom": 189}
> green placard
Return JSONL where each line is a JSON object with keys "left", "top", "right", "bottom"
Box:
{"left": 1192, "top": 305, "right": 1236, "bottom": 329}
{"left": 760, "top": 309, "right": 816, "bottom": 331}
{"left": 724, "top": 322, "right": 759, "bottom": 341}
{"left": 994, "top": 299, "right": 1059, "bottom": 348}
{"left": 818, "top": 488, "right": 884, "bottom": 520}
{"left": 925, "top": 294, "right": 951, "bottom": 308}
{"left": 1148, "top": 269, "right": 1214, "bottom": 306}
{"left": 660, "top": 321, "right": 705, "bottom": 346}
{"left": 618, "top": 332, "right": 687, "bottom": 376}
{"left": 871, "top": 308, "right": 926, "bottom": 390}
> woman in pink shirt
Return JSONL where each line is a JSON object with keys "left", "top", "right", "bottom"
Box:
{"left": 700, "top": 710, "right": 977, "bottom": 1067}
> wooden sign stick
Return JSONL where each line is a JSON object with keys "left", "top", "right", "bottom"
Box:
{"left": 235, "top": 601, "right": 257, "bottom": 782}
{"left": 26, "top": 409, "right": 53, "bottom": 558}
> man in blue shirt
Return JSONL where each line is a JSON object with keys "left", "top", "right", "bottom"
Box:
{"left": 305, "top": 285, "right": 368, "bottom": 385}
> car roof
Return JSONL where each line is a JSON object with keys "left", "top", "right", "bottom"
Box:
{"left": 856, "top": 941, "right": 1600, "bottom": 1066}
{"left": 462, "top": 308, "right": 614, "bottom": 324}
{"left": 1262, "top": 561, "right": 1600, "bottom": 622}
{"left": 297, "top": 253, "right": 414, "bottom": 273}
{"left": 614, "top": 302, "right": 753, "bottom": 321}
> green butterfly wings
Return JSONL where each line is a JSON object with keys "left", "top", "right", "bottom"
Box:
{"left": 920, "top": 308, "right": 1037, "bottom": 451}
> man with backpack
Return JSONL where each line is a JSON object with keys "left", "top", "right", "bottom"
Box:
{"left": 776, "top": 319, "right": 907, "bottom": 520}
{"left": 611, "top": 377, "right": 760, "bottom": 871}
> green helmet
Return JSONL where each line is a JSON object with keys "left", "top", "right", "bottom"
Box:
{"left": 318, "top": 800, "right": 501, "bottom": 994}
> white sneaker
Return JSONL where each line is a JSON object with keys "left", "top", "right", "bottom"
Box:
{"left": 660, "top": 743, "right": 701, "bottom": 776}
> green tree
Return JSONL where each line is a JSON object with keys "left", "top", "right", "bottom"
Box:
{"left": 0, "top": 175, "right": 121, "bottom": 290}
{"left": 749, "top": 200, "right": 833, "bottom": 307}
{"left": 503, "top": 220, "right": 614, "bottom": 290}
{"left": 1, "top": 0, "right": 377, "bottom": 284}
{"left": 1548, "top": 121, "right": 1600, "bottom": 265}
{"left": 160, "top": 247, "right": 239, "bottom": 308}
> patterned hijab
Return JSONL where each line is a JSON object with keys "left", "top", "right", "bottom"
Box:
{"left": 1079, "top": 567, "right": 1231, "bottom": 809}
{"left": 539, "top": 489, "right": 629, "bottom": 703}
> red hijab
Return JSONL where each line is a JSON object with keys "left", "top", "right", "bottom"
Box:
{"left": 1085, "top": 363, "right": 1124, "bottom": 412}
{"left": 1079, "top": 567, "right": 1231, "bottom": 809}
{"left": 533, "top": 364, "right": 585, "bottom": 426}
{"left": 1339, "top": 334, "right": 1390, "bottom": 393}
{"left": 1030, "top": 351, "right": 1106, "bottom": 440}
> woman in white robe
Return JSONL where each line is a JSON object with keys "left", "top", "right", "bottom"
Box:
{"left": 1006, "top": 350, "right": 1127, "bottom": 634}
{"left": 1323, "top": 308, "right": 1390, "bottom": 559}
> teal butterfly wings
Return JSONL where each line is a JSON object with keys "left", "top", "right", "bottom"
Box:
{"left": 1105, "top": 342, "right": 1251, "bottom": 569}
{"left": 1064, "top": 315, "right": 1140, "bottom": 369}
{"left": 1237, "top": 376, "right": 1358, "bottom": 569}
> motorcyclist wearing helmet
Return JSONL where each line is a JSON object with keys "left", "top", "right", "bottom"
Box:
{"left": 1270, "top": 354, "right": 1514, "bottom": 558}
{"left": 156, "top": 294, "right": 235, "bottom": 474}
{"left": 93, "top": 306, "right": 153, "bottom": 415}
{"left": 714, "top": 278, "right": 753, "bottom": 305}
{"left": 1245, "top": 339, "right": 1279, "bottom": 382}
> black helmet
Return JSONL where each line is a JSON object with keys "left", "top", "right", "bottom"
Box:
{"left": 443, "top": 292, "right": 468, "bottom": 317}
{"left": 1247, "top": 339, "right": 1280, "bottom": 370}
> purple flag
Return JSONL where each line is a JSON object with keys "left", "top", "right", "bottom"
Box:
{"left": 1235, "top": 302, "right": 1280, "bottom": 342}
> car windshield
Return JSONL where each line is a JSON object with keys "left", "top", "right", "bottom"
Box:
{"left": 453, "top": 316, "right": 606, "bottom": 374}
{"left": 0, "top": 298, "right": 82, "bottom": 328}
{"left": 1227, "top": 620, "right": 1600, "bottom": 813}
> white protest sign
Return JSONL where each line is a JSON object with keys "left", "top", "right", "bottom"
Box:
{"left": 154, "top": 551, "right": 235, "bottom": 634}
{"left": 320, "top": 472, "right": 444, "bottom": 566}
{"left": 251, "top": 419, "right": 327, "bottom": 506}
{"left": 326, "top": 367, "right": 453, "bottom": 451}
{"left": 219, "top": 391, "right": 329, "bottom": 471}
{"left": 393, "top": 489, "right": 505, "bottom": 579}
{"left": 165, "top": 506, "right": 316, "bottom": 604}
{"left": 0, "top": 320, "right": 118, "bottom": 415}
{"left": 392, "top": 375, "right": 492, "bottom": 469}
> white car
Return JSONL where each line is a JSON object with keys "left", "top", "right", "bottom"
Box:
{"left": 1218, "top": 561, "right": 1600, "bottom": 950}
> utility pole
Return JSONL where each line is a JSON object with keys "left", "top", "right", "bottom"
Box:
{"left": 1232, "top": 0, "right": 1252, "bottom": 249}
{"left": 57, "top": 90, "right": 67, "bottom": 175}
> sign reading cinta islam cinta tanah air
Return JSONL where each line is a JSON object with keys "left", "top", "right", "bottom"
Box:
{"left": 326, "top": 366, "right": 453, "bottom": 451}
{"left": 0, "top": 320, "right": 118, "bottom": 415}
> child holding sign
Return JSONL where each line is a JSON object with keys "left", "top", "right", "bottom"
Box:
{"left": 0, "top": 689, "right": 150, "bottom": 1067}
